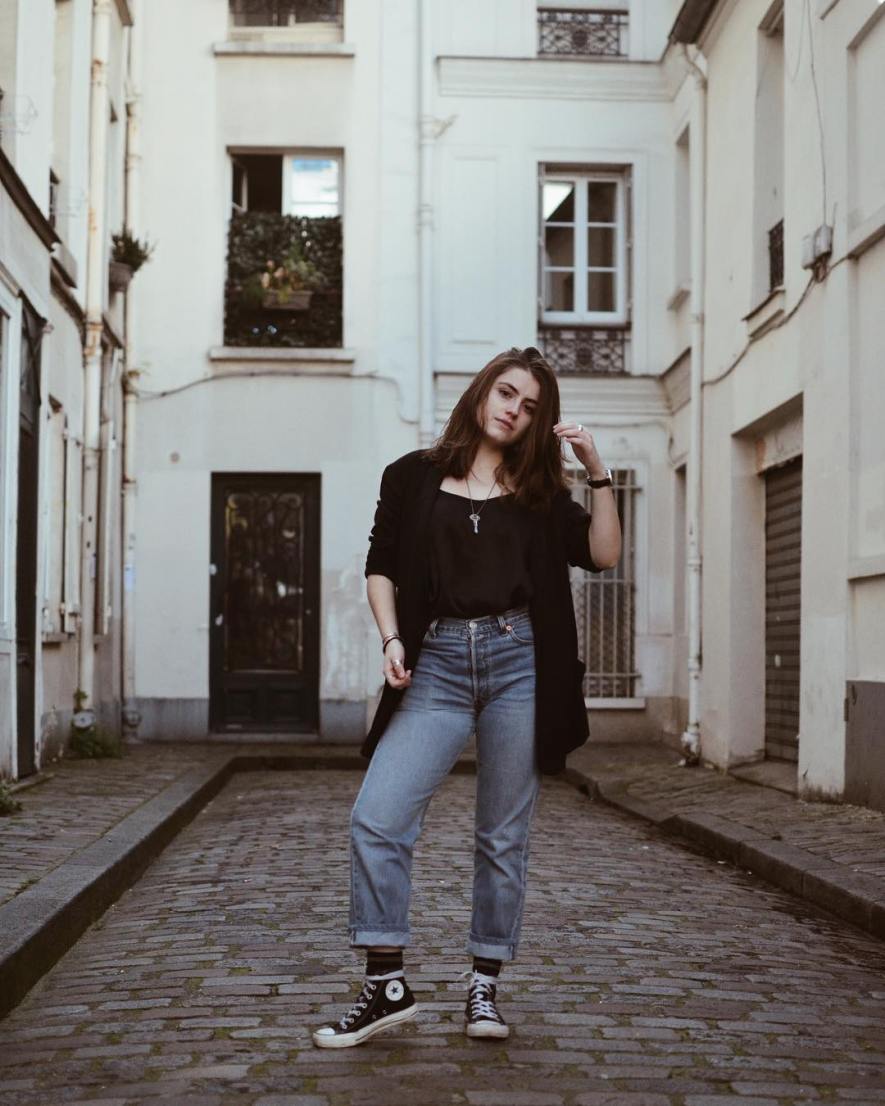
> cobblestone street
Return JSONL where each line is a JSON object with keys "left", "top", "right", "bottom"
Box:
{"left": 2, "top": 768, "right": 885, "bottom": 1106}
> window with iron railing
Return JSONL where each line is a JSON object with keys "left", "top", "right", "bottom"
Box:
{"left": 229, "top": 0, "right": 342, "bottom": 27}
{"left": 571, "top": 469, "right": 638, "bottom": 700}
{"left": 538, "top": 167, "right": 631, "bottom": 373}
{"left": 225, "top": 152, "right": 342, "bottom": 348}
{"left": 540, "top": 173, "right": 628, "bottom": 323}
{"left": 537, "top": 7, "right": 628, "bottom": 58}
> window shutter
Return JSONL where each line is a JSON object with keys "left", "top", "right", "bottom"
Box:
{"left": 63, "top": 430, "right": 82, "bottom": 633}
{"left": 625, "top": 170, "right": 633, "bottom": 321}
{"left": 537, "top": 162, "right": 546, "bottom": 322}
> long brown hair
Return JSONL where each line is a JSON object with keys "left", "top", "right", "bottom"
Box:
{"left": 425, "top": 347, "right": 571, "bottom": 509}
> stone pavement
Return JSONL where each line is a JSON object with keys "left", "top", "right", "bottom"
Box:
{"left": 0, "top": 743, "right": 219, "bottom": 908}
{"left": 0, "top": 743, "right": 370, "bottom": 910}
{"left": 2, "top": 767, "right": 885, "bottom": 1106}
{"left": 565, "top": 744, "right": 885, "bottom": 941}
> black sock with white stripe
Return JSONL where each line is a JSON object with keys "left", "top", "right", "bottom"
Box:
{"left": 366, "top": 949, "right": 404, "bottom": 979}
{"left": 472, "top": 956, "right": 502, "bottom": 979}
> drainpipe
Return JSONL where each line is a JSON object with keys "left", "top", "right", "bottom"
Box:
{"left": 121, "top": 0, "right": 142, "bottom": 738}
{"left": 681, "top": 44, "right": 706, "bottom": 765}
{"left": 417, "top": 0, "right": 435, "bottom": 445}
{"left": 75, "top": 0, "right": 113, "bottom": 732}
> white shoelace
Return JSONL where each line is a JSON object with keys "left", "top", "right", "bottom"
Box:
{"left": 460, "top": 969, "right": 505, "bottom": 1023}
{"left": 339, "top": 978, "right": 376, "bottom": 1028}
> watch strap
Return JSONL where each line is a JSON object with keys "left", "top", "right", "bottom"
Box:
{"left": 586, "top": 467, "right": 613, "bottom": 489}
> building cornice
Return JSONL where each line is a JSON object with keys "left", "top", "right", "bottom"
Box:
{"left": 438, "top": 57, "right": 669, "bottom": 102}
{"left": 0, "top": 147, "right": 59, "bottom": 253}
{"left": 669, "top": 0, "right": 721, "bottom": 44}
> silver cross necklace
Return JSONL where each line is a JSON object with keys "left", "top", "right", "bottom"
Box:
{"left": 464, "top": 471, "right": 498, "bottom": 534}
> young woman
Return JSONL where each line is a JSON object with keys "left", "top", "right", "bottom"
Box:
{"left": 312, "top": 347, "right": 622, "bottom": 1048}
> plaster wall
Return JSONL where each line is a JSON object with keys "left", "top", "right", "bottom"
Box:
{"left": 679, "top": 0, "right": 885, "bottom": 797}
{"left": 134, "top": 0, "right": 425, "bottom": 734}
{"left": 37, "top": 295, "right": 86, "bottom": 761}
{"left": 134, "top": 374, "right": 414, "bottom": 729}
{"left": 137, "top": 0, "right": 419, "bottom": 405}
{"left": 432, "top": 73, "right": 675, "bottom": 377}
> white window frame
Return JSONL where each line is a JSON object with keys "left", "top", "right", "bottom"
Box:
{"left": 540, "top": 171, "right": 628, "bottom": 327}
{"left": 62, "top": 429, "right": 82, "bottom": 633}
{"left": 0, "top": 284, "right": 22, "bottom": 637}
{"left": 41, "top": 397, "right": 68, "bottom": 637}
{"left": 231, "top": 156, "right": 248, "bottom": 215}
{"left": 282, "top": 151, "right": 342, "bottom": 218}
{"left": 95, "top": 347, "right": 120, "bottom": 638}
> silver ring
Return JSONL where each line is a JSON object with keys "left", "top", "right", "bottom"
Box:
{"left": 577, "top": 424, "right": 584, "bottom": 432}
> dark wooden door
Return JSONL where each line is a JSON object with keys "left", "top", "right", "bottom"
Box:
{"left": 764, "top": 457, "right": 802, "bottom": 762}
{"left": 209, "top": 474, "right": 320, "bottom": 732}
{"left": 16, "top": 310, "right": 41, "bottom": 777}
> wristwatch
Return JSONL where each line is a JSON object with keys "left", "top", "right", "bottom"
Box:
{"left": 585, "top": 467, "right": 613, "bottom": 489}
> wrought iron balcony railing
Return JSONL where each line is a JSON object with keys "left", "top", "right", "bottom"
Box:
{"left": 538, "top": 326, "right": 630, "bottom": 375}
{"left": 768, "top": 217, "right": 784, "bottom": 292}
{"left": 537, "top": 9, "right": 628, "bottom": 58}
{"left": 229, "top": 0, "right": 342, "bottom": 27}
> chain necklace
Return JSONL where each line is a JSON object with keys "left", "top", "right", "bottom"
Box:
{"left": 465, "top": 471, "right": 498, "bottom": 534}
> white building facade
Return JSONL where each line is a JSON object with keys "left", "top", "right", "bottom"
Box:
{"left": 2, "top": 0, "right": 883, "bottom": 814}
{"left": 132, "top": 0, "right": 686, "bottom": 748}
{"left": 0, "top": 0, "right": 134, "bottom": 779}
{"left": 666, "top": 0, "right": 885, "bottom": 807}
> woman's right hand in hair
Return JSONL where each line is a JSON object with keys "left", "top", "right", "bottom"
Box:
{"left": 384, "top": 640, "right": 412, "bottom": 689}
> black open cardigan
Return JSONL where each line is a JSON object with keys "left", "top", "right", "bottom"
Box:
{"left": 362, "top": 449, "right": 603, "bottom": 775}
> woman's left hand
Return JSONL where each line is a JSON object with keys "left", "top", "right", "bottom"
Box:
{"left": 553, "top": 421, "right": 606, "bottom": 478}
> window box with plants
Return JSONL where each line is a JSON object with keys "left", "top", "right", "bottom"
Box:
{"left": 247, "top": 253, "right": 328, "bottom": 311}
{"left": 224, "top": 211, "right": 342, "bottom": 348}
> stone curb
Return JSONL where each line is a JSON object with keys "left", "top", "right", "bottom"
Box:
{"left": 0, "top": 746, "right": 479, "bottom": 1020}
{"left": 563, "top": 764, "right": 885, "bottom": 943}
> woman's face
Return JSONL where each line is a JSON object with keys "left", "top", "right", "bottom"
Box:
{"left": 478, "top": 367, "right": 540, "bottom": 447}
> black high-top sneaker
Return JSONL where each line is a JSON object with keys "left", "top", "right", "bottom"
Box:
{"left": 463, "top": 970, "right": 509, "bottom": 1039}
{"left": 311, "top": 972, "right": 419, "bottom": 1048}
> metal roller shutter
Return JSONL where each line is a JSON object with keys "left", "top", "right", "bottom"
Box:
{"left": 764, "top": 457, "right": 802, "bottom": 761}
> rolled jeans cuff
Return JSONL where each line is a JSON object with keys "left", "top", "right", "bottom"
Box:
{"left": 349, "top": 927, "right": 411, "bottom": 948}
{"left": 467, "top": 934, "right": 517, "bottom": 961}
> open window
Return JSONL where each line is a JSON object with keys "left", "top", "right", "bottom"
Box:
{"left": 224, "top": 152, "right": 343, "bottom": 348}
{"left": 228, "top": 1, "right": 343, "bottom": 43}
{"left": 538, "top": 166, "right": 632, "bottom": 374}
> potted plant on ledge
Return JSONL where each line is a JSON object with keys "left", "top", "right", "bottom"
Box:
{"left": 109, "top": 229, "right": 154, "bottom": 294}
{"left": 245, "top": 250, "right": 328, "bottom": 311}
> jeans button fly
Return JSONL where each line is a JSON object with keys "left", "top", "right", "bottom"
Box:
{"left": 468, "top": 620, "right": 477, "bottom": 629}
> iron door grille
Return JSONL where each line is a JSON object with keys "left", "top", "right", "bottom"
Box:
{"left": 764, "top": 457, "right": 802, "bottom": 761}
{"left": 571, "top": 468, "right": 637, "bottom": 699}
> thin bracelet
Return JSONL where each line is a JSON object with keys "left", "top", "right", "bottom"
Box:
{"left": 381, "top": 633, "right": 402, "bottom": 653}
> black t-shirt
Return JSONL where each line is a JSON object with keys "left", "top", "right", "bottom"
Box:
{"left": 428, "top": 489, "right": 534, "bottom": 618}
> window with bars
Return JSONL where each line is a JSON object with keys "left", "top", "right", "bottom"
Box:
{"left": 570, "top": 468, "right": 638, "bottom": 699}
{"left": 538, "top": 167, "right": 631, "bottom": 374}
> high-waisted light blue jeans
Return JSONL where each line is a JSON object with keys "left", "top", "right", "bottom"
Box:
{"left": 349, "top": 606, "right": 540, "bottom": 961}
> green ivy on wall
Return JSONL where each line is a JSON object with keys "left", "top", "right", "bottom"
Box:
{"left": 224, "top": 212, "right": 343, "bottom": 348}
